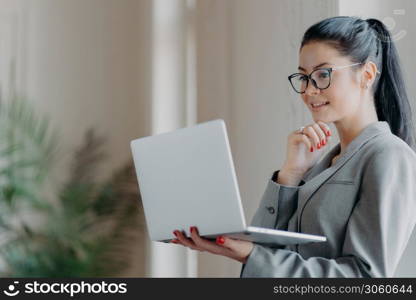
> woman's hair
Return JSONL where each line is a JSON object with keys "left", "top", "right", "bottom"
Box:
{"left": 300, "top": 16, "right": 416, "bottom": 150}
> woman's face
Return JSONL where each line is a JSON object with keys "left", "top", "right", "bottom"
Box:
{"left": 298, "top": 42, "right": 364, "bottom": 124}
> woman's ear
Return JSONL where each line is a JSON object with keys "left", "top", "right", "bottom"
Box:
{"left": 361, "top": 61, "right": 378, "bottom": 89}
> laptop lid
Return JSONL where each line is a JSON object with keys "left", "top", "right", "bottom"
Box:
{"left": 130, "top": 119, "right": 247, "bottom": 241}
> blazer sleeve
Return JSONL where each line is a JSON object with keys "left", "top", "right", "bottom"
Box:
{"left": 249, "top": 170, "right": 303, "bottom": 230}
{"left": 240, "top": 170, "right": 303, "bottom": 276}
{"left": 240, "top": 145, "right": 416, "bottom": 277}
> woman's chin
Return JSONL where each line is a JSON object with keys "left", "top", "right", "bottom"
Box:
{"left": 312, "top": 115, "right": 332, "bottom": 124}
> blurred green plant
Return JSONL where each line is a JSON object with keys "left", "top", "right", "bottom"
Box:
{"left": 0, "top": 98, "right": 144, "bottom": 277}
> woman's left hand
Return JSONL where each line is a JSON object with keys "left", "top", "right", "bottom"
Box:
{"left": 171, "top": 226, "right": 254, "bottom": 264}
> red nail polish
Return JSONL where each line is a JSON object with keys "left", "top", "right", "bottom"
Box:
{"left": 171, "top": 239, "right": 178, "bottom": 243}
{"left": 190, "top": 226, "right": 194, "bottom": 233}
{"left": 322, "top": 139, "right": 326, "bottom": 145}
{"left": 310, "top": 146, "right": 314, "bottom": 152}
{"left": 173, "top": 231, "right": 178, "bottom": 237}
{"left": 216, "top": 236, "right": 225, "bottom": 245}
{"left": 317, "top": 143, "right": 321, "bottom": 149}
{"left": 327, "top": 131, "right": 331, "bottom": 136}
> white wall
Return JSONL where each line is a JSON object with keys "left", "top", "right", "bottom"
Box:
{"left": 150, "top": 0, "right": 198, "bottom": 277}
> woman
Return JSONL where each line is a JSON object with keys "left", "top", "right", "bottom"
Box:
{"left": 170, "top": 16, "right": 416, "bottom": 277}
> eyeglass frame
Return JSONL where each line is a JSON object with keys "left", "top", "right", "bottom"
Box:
{"left": 287, "top": 62, "right": 379, "bottom": 94}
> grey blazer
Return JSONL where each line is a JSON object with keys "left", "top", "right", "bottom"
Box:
{"left": 240, "top": 121, "right": 416, "bottom": 277}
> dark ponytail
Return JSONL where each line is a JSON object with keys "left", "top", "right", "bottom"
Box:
{"left": 301, "top": 16, "right": 416, "bottom": 150}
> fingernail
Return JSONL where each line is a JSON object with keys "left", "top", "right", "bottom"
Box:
{"left": 327, "top": 130, "right": 331, "bottom": 136}
{"left": 171, "top": 239, "right": 179, "bottom": 243}
{"left": 173, "top": 230, "right": 178, "bottom": 237}
{"left": 317, "top": 143, "right": 321, "bottom": 149}
{"left": 322, "top": 139, "right": 326, "bottom": 145}
{"left": 216, "top": 236, "right": 225, "bottom": 245}
{"left": 310, "top": 146, "right": 314, "bottom": 152}
{"left": 190, "top": 226, "right": 194, "bottom": 233}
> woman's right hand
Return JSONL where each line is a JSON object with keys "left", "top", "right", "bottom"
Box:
{"left": 279, "top": 121, "right": 332, "bottom": 186}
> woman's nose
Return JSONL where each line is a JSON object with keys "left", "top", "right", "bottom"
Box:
{"left": 304, "top": 81, "right": 320, "bottom": 96}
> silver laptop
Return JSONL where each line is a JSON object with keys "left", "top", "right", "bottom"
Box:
{"left": 130, "top": 119, "right": 326, "bottom": 247}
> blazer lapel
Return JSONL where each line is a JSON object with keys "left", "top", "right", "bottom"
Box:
{"left": 301, "top": 143, "right": 341, "bottom": 181}
{"left": 296, "top": 121, "right": 391, "bottom": 231}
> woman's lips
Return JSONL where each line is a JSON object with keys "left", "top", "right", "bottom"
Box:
{"left": 310, "top": 101, "right": 329, "bottom": 111}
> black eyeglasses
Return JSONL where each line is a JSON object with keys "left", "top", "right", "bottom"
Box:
{"left": 288, "top": 62, "right": 364, "bottom": 94}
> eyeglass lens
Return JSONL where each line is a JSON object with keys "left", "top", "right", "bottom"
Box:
{"left": 290, "top": 69, "right": 331, "bottom": 93}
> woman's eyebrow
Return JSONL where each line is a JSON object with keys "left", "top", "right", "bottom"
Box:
{"left": 298, "top": 62, "right": 331, "bottom": 72}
